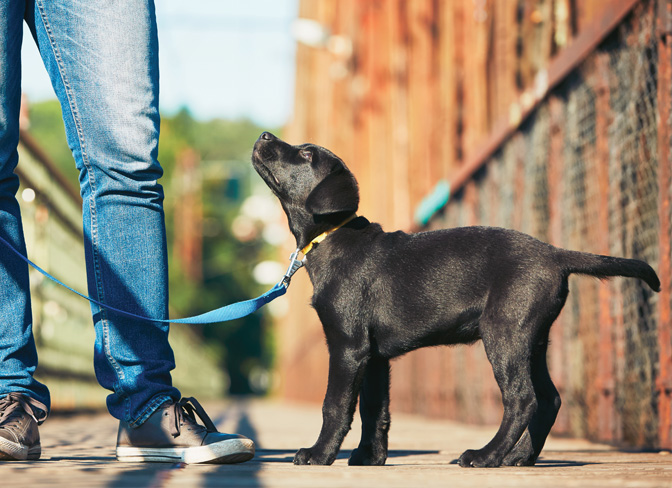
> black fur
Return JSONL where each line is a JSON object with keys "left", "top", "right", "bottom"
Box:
{"left": 251, "top": 132, "right": 661, "bottom": 468}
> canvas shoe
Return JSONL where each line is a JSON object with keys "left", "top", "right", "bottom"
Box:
{"left": 116, "top": 397, "right": 255, "bottom": 464}
{"left": 0, "top": 393, "right": 48, "bottom": 461}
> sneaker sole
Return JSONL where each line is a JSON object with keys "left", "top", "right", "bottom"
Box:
{"left": 0, "top": 437, "right": 41, "bottom": 461}
{"left": 116, "top": 437, "right": 255, "bottom": 464}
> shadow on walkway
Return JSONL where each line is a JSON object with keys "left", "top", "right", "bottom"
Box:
{"left": 104, "top": 401, "right": 442, "bottom": 487}
{"left": 106, "top": 402, "right": 263, "bottom": 488}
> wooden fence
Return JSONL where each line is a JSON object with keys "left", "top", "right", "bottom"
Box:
{"left": 279, "top": 0, "right": 672, "bottom": 449}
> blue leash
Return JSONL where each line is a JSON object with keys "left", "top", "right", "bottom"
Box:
{"left": 0, "top": 234, "right": 304, "bottom": 324}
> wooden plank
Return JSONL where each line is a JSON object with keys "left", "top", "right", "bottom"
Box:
{"left": 594, "top": 52, "right": 616, "bottom": 442}
{"left": 353, "top": 1, "right": 374, "bottom": 219}
{"left": 406, "top": 0, "right": 435, "bottom": 213}
{"left": 518, "top": 0, "right": 536, "bottom": 89}
{"left": 437, "top": 0, "right": 458, "bottom": 181}
{"left": 367, "top": 1, "right": 394, "bottom": 227}
{"left": 547, "top": 95, "right": 569, "bottom": 434}
{"left": 388, "top": 0, "right": 412, "bottom": 230}
{"left": 461, "top": 0, "right": 491, "bottom": 161}
{"left": 328, "top": 0, "right": 356, "bottom": 165}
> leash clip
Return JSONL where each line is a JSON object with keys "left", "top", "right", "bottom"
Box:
{"left": 280, "top": 248, "right": 305, "bottom": 287}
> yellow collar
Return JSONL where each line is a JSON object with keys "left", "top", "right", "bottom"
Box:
{"left": 301, "top": 214, "right": 357, "bottom": 255}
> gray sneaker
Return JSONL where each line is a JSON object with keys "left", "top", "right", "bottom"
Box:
{"left": 0, "top": 393, "right": 48, "bottom": 461}
{"left": 116, "top": 397, "right": 255, "bottom": 464}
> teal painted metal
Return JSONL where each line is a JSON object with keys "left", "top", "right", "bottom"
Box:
{"left": 413, "top": 180, "right": 450, "bottom": 227}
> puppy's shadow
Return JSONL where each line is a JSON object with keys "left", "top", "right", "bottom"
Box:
{"left": 448, "top": 457, "right": 596, "bottom": 468}
{"left": 535, "top": 458, "right": 594, "bottom": 467}
{"left": 256, "top": 449, "right": 440, "bottom": 464}
{"left": 386, "top": 449, "right": 441, "bottom": 459}
{"left": 254, "top": 449, "right": 296, "bottom": 463}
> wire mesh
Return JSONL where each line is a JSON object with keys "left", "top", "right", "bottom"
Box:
{"left": 430, "top": 0, "right": 668, "bottom": 447}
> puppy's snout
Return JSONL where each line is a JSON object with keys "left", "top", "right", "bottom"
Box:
{"left": 258, "top": 131, "right": 275, "bottom": 142}
{"left": 254, "top": 132, "right": 277, "bottom": 162}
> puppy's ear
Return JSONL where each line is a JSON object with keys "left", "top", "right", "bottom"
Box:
{"left": 305, "top": 168, "right": 359, "bottom": 216}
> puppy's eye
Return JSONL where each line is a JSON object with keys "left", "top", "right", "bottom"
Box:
{"left": 300, "top": 149, "right": 313, "bottom": 161}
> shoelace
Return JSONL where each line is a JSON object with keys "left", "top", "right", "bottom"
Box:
{"left": 167, "top": 397, "right": 218, "bottom": 438}
{"left": 0, "top": 393, "right": 48, "bottom": 429}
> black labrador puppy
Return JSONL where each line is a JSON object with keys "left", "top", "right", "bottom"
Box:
{"left": 251, "top": 132, "right": 660, "bottom": 468}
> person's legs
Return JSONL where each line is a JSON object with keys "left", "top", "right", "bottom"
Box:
{"left": 0, "top": 0, "right": 51, "bottom": 410}
{"left": 0, "top": 0, "right": 50, "bottom": 461}
{"left": 26, "top": 0, "right": 179, "bottom": 425}
{"left": 21, "top": 0, "right": 253, "bottom": 464}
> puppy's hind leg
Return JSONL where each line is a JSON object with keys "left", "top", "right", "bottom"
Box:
{"left": 502, "top": 339, "right": 561, "bottom": 466}
{"left": 349, "top": 356, "right": 391, "bottom": 466}
{"left": 458, "top": 319, "right": 537, "bottom": 468}
{"left": 503, "top": 282, "right": 567, "bottom": 466}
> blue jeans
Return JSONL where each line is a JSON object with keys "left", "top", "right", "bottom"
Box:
{"left": 0, "top": 0, "right": 181, "bottom": 426}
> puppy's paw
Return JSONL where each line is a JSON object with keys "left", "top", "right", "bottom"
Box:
{"left": 348, "top": 446, "right": 387, "bottom": 466}
{"left": 501, "top": 434, "right": 537, "bottom": 466}
{"left": 457, "top": 448, "right": 502, "bottom": 468}
{"left": 293, "top": 447, "right": 334, "bottom": 465}
{"left": 293, "top": 448, "right": 314, "bottom": 465}
{"left": 501, "top": 448, "right": 537, "bottom": 466}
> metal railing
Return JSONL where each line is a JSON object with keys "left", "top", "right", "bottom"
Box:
{"left": 16, "top": 129, "right": 228, "bottom": 410}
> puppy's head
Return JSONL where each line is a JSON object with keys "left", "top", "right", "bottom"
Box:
{"left": 252, "top": 132, "right": 359, "bottom": 222}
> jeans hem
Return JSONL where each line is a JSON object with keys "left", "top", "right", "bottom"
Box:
{"left": 128, "top": 394, "right": 174, "bottom": 428}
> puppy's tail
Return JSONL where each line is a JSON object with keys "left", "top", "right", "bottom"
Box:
{"left": 556, "top": 250, "right": 661, "bottom": 292}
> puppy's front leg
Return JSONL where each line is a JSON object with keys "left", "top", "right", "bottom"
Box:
{"left": 349, "top": 356, "right": 390, "bottom": 466}
{"left": 294, "top": 350, "right": 368, "bottom": 465}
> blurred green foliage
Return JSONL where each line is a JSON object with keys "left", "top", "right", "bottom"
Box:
{"left": 27, "top": 100, "right": 281, "bottom": 394}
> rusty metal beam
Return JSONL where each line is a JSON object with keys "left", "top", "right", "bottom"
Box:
{"left": 13, "top": 166, "right": 82, "bottom": 240}
{"left": 18, "top": 128, "right": 82, "bottom": 206}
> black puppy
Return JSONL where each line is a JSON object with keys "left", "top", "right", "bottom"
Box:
{"left": 251, "top": 132, "right": 660, "bottom": 468}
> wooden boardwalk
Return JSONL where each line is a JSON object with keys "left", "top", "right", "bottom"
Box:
{"left": 2, "top": 399, "right": 670, "bottom": 487}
